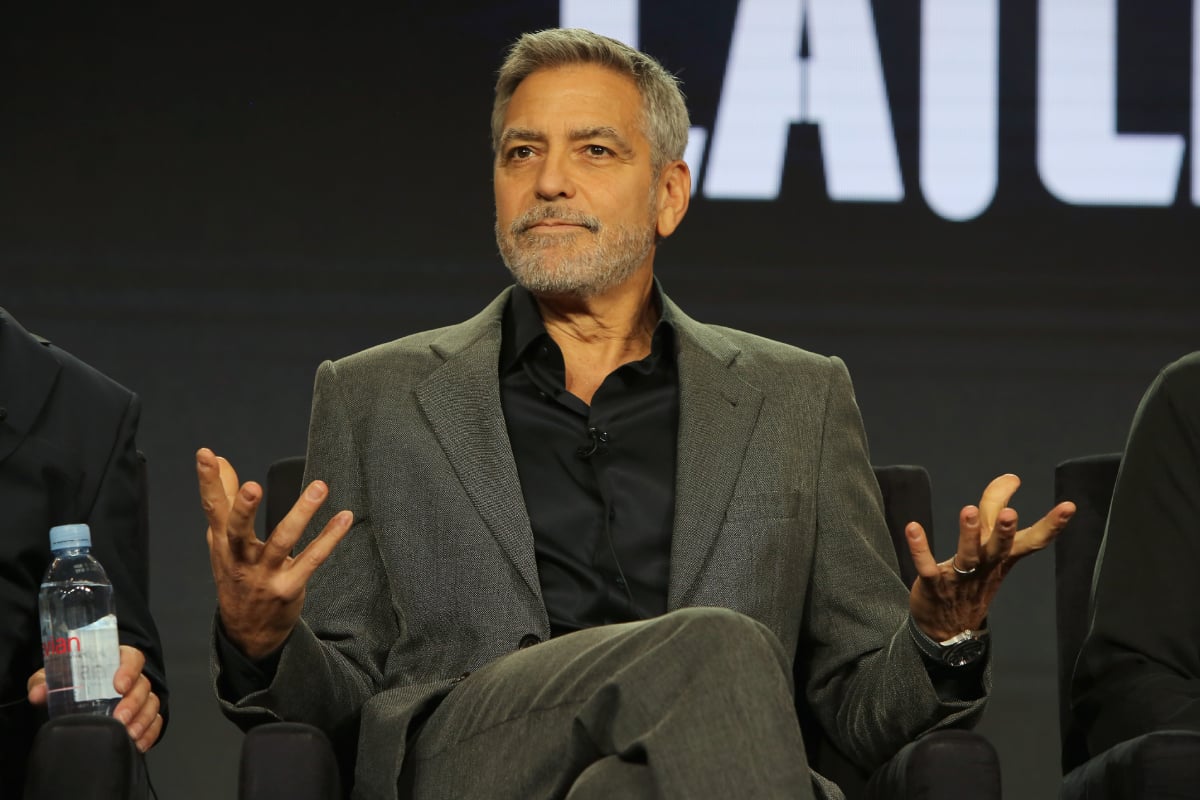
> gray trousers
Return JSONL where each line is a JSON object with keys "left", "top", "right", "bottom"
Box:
{"left": 397, "top": 607, "right": 815, "bottom": 800}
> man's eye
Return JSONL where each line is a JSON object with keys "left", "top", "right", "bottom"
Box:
{"left": 510, "top": 145, "right": 534, "bottom": 159}
{"left": 587, "top": 145, "right": 610, "bottom": 157}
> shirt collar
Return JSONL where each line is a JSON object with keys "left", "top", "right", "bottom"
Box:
{"left": 500, "top": 282, "right": 677, "bottom": 374}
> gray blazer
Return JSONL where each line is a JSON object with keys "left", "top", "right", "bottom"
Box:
{"left": 216, "top": 288, "right": 985, "bottom": 799}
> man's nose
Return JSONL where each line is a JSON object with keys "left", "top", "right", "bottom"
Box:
{"left": 534, "top": 152, "right": 576, "bottom": 200}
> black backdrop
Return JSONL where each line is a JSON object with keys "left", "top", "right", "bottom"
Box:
{"left": 3, "top": 2, "right": 1197, "bottom": 796}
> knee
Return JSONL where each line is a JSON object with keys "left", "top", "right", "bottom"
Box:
{"left": 661, "top": 607, "right": 789, "bottom": 669}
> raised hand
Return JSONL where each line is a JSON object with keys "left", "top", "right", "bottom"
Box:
{"left": 906, "top": 473, "right": 1076, "bottom": 640}
{"left": 197, "top": 447, "right": 353, "bottom": 660}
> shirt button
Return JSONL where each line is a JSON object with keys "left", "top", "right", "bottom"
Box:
{"left": 518, "top": 634, "right": 541, "bottom": 649}
{"left": 451, "top": 671, "right": 471, "bottom": 684}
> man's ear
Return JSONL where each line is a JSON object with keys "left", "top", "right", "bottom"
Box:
{"left": 655, "top": 160, "right": 691, "bottom": 239}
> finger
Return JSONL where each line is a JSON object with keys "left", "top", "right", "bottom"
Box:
{"left": 261, "top": 481, "right": 334, "bottom": 567}
{"left": 197, "top": 448, "right": 233, "bottom": 532}
{"left": 1011, "top": 501, "right": 1077, "bottom": 560}
{"left": 26, "top": 669, "right": 47, "bottom": 705}
{"left": 289, "top": 509, "right": 355, "bottom": 582}
{"left": 135, "top": 713, "right": 164, "bottom": 753}
{"left": 905, "top": 522, "right": 941, "bottom": 580}
{"left": 216, "top": 456, "right": 241, "bottom": 509}
{"left": 954, "top": 506, "right": 983, "bottom": 571}
{"left": 983, "top": 507, "right": 1019, "bottom": 563}
{"left": 114, "top": 645, "right": 145, "bottom": 695}
{"left": 114, "top": 673, "right": 151, "bottom": 729}
{"left": 226, "top": 481, "right": 264, "bottom": 560}
{"left": 126, "top": 683, "right": 159, "bottom": 742}
{"left": 978, "top": 473, "right": 1020, "bottom": 533}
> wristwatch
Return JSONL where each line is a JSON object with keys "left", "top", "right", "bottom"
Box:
{"left": 908, "top": 616, "right": 989, "bottom": 667}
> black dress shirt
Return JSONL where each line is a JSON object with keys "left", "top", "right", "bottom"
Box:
{"left": 500, "top": 286, "right": 679, "bottom": 637}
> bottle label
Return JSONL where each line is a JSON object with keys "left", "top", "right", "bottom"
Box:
{"left": 68, "top": 614, "right": 121, "bottom": 702}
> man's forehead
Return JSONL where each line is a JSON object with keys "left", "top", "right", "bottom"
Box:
{"left": 501, "top": 64, "right": 644, "bottom": 137}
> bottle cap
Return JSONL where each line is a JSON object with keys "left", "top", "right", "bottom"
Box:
{"left": 49, "top": 524, "right": 91, "bottom": 551}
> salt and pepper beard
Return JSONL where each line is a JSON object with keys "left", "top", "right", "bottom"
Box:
{"left": 496, "top": 187, "right": 659, "bottom": 298}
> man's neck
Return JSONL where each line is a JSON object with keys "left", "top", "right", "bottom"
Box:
{"left": 533, "top": 269, "right": 659, "bottom": 405}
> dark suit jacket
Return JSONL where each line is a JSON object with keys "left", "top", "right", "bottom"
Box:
{"left": 216, "top": 289, "right": 985, "bottom": 800}
{"left": 0, "top": 308, "right": 168, "bottom": 788}
{"left": 1072, "top": 351, "right": 1200, "bottom": 756}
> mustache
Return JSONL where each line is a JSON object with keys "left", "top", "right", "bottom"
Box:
{"left": 510, "top": 205, "right": 601, "bottom": 234}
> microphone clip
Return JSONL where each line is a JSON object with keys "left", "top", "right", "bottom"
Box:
{"left": 576, "top": 427, "right": 610, "bottom": 459}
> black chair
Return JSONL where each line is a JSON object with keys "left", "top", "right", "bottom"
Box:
{"left": 240, "top": 722, "right": 341, "bottom": 800}
{"left": 1054, "top": 453, "right": 1200, "bottom": 799}
{"left": 23, "top": 716, "right": 147, "bottom": 800}
{"left": 241, "top": 459, "right": 999, "bottom": 800}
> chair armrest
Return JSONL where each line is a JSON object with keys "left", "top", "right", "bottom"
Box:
{"left": 1060, "top": 730, "right": 1200, "bottom": 800}
{"left": 239, "top": 722, "right": 342, "bottom": 800}
{"left": 24, "top": 715, "right": 147, "bottom": 800}
{"left": 863, "top": 730, "right": 1000, "bottom": 800}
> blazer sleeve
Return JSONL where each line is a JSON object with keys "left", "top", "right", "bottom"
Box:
{"left": 213, "top": 359, "right": 397, "bottom": 749}
{"left": 1072, "top": 353, "right": 1200, "bottom": 756}
{"left": 801, "top": 356, "right": 987, "bottom": 769}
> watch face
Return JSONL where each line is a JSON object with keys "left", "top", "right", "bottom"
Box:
{"left": 944, "top": 637, "right": 986, "bottom": 667}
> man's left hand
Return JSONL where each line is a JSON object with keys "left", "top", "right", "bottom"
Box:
{"left": 906, "top": 473, "right": 1076, "bottom": 641}
{"left": 27, "top": 644, "right": 164, "bottom": 752}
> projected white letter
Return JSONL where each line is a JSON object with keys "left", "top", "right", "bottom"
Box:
{"left": 1038, "top": 0, "right": 1184, "bottom": 205}
{"left": 705, "top": 0, "right": 902, "bottom": 201}
{"left": 920, "top": 0, "right": 999, "bottom": 221}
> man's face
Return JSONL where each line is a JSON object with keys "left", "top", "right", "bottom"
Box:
{"left": 494, "top": 64, "right": 661, "bottom": 298}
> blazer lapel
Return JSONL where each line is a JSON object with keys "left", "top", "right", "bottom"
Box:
{"left": 666, "top": 299, "right": 765, "bottom": 608}
{"left": 413, "top": 290, "right": 543, "bottom": 603}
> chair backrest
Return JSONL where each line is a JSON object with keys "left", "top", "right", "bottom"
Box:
{"left": 1053, "top": 452, "right": 1122, "bottom": 773}
{"left": 265, "top": 456, "right": 307, "bottom": 534}
{"left": 872, "top": 464, "right": 933, "bottom": 589}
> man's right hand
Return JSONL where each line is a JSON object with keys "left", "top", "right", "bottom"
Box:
{"left": 197, "top": 448, "right": 353, "bottom": 661}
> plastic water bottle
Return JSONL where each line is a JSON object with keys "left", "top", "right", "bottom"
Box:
{"left": 38, "top": 523, "right": 122, "bottom": 717}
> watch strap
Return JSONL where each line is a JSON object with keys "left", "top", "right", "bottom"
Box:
{"left": 907, "top": 615, "right": 990, "bottom": 667}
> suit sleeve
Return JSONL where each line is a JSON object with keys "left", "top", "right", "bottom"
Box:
{"left": 801, "top": 357, "right": 988, "bottom": 769}
{"left": 213, "top": 359, "right": 397, "bottom": 750}
{"left": 85, "top": 393, "right": 170, "bottom": 728}
{"left": 1072, "top": 354, "right": 1200, "bottom": 756}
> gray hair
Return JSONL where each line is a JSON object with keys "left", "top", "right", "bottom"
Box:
{"left": 492, "top": 28, "right": 690, "bottom": 171}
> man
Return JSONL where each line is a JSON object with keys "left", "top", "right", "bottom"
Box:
{"left": 1071, "top": 352, "right": 1200, "bottom": 760}
{"left": 200, "top": 29, "right": 1074, "bottom": 799}
{"left": 1, "top": 307, "right": 167, "bottom": 789}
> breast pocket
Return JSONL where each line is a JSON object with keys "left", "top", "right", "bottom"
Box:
{"left": 723, "top": 489, "right": 801, "bottom": 522}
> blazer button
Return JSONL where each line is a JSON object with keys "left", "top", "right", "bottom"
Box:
{"left": 518, "top": 634, "right": 541, "bottom": 650}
